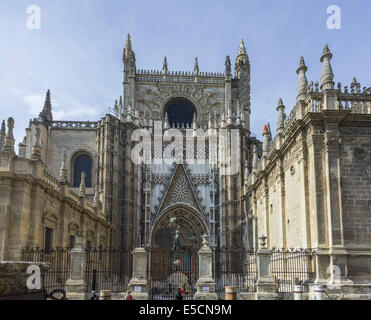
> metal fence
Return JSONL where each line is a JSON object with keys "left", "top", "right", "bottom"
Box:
{"left": 271, "top": 248, "right": 315, "bottom": 293}
{"left": 21, "top": 247, "right": 71, "bottom": 293}
{"left": 21, "top": 247, "right": 132, "bottom": 294}
{"left": 213, "top": 249, "right": 258, "bottom": 293}
{"left": 148, "top": 248, "right": 198, "bottom": 300}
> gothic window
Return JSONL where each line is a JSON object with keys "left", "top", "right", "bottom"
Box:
{"left": 44, "top": 227, "right": 53, "bottom": 252}
{"left": 164, "top": 97, "right": 196, "bottom": 128}
{"left": 69, "top": 235, "right": 75, "bottom": 249}
{"left": 72, "top": 153, "right": 92, "bottom": 187}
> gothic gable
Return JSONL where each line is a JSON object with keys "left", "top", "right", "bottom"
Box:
{"left": 156, "top": 164, "right": 204, "bottom": 216}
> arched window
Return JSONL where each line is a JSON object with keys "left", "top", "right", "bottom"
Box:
{"left": 164, "top": 97, "right": 196, "bottom": 128}
{"left": 72, "top": 153, "right": 92, "bottom": 187}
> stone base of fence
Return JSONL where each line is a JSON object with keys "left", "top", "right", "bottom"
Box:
{"left": 65, "top": 279, "right": 88, "bottom": 300}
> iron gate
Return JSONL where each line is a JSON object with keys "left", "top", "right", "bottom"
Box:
{"left": 148, "top": 248, "right": 198, "bottom": 300}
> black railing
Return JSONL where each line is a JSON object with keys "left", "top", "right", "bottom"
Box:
{"left": 21, "top": 247, "right": 132, "bottom": 294}
{"left": 21, "top": 247, "right": 71, "bottom": 293}
{"left": 271, "top": 248, "right": 315, "bottom": 293}
{"left": 85, "top": 248, "right": 132, "bottom": 293}
{"left": 213, "top": 249, "right": 258, "bottom": 293}
{"left": 148, "top": 248, "right": 198, "bottom": 300}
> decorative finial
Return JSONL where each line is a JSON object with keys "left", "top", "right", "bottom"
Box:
{"left": 225, "top": 55, "right": 231, "bottom": 76}
{"left": 296, "top": 57, "right": 308, "bottom": 101}
{"left": 3, "top": 117, "right": 15, "bottom": 152}
{"left": 194, "top": 57, "right": 199, "bottom": 74}
{"left": 252, "top": 144, "right": 258, "bottom": 171}
{"left": 39, "top": 90, "right": 53, "bottom": 122}
{"left": 238, "top": 38, "right": 247, "bottom": 56}
{"left": 93, "top": 186, "right": 99, "bottom": 208}
{"left": 276, "top": 98, "right": 285, "bottom": 135}
{"left": 31, "top": 127, "right": 42, "bottom": 159}
{"left": 320, "top": 44, "right": 335, "bottom": 90}
{"left": 59, "top": 153, "right": 67, "bottom": 183}
{"left": 1, "top": 120, "right": 5, "bottom": 135}
{"left": 163, "top": 56, "right": 168, "bottom": 75}
{"left": 79, "top": 171, "right": 86, "bottom": 197}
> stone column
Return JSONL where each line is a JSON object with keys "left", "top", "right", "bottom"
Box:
{"left": 194, "top": 235, "right": 218, "bottom": 300}
{"left": 128, "top": 247, "right": 148, "bottom": 300}
{"left": 65, "top": 235, "right": 88, "bottom": 300}
{"left": 255, "top": 236, "right": 276, "bottom": 300}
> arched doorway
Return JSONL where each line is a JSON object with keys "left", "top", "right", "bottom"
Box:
{"left": 149, "top": 205, "right": 207, "bottom": 300}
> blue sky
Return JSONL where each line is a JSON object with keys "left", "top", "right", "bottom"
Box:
{"left": 0, "top": 0, "right": 370, "bottom": 146}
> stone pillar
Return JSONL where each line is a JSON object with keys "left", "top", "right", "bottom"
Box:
{"left": 65, "top": 235, "right": 88, "bottom": 300}
{"left": 255, "top": 236, "right": 276, "bottom": 300}
{"left": 194, "top": 235, "right": 218, "bottom": 300}
{"left": 128, "top": 247, "right": 148, "bottom": 300}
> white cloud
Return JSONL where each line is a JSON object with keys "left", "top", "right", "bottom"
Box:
{"left": 24, "top": 94, "right": 44, "bottom": 114}
{"left": 23, "top": 93, "right": 97, "bottom": 120}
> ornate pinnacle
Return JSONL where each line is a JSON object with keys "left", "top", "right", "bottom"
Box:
{"left": 1, "top": 120, "right": 5, "bottom": 135}
{"left": 59, "top": 153, "right": 67, "bottom": 183}
{"left": 194, "top": 57, "right": 199, "bottom": 74}
{"left": 320, "top": 44, "right": 335, "bottom": 90}
{"left": 276, "top": 98, "right": 285, "bottom": 134}
{"left": 79, "top": 172, "right": 86, "bottom": 197}
{"left": 238, "top": 38, "right": 247, "bottom": 56}
{"left": 296, "top": 57, "right": 308, "bottom": 101}
{"left": 162, "top": 56, "right": 168, "bottom": 74}
{"left": 93, "top": 186, "right": 99, "bottom": 208}
{"left": 39, "top": 90, "right": 53, "bottom": 122}
{"left": 225, "top": 55, "right": 231, "bottom": 76}
{"left": 252, "top": 144, "right": 258, "bottom": 171}
{"left": 31, "top": 127, "right": 42, "bottom": 160}
{"left": 3, "top": 117, "right": 15, "bottom": 152}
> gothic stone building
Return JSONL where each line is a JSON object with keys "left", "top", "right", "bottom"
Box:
{"left": 0, "top": 36, "right": 370, "bottom": 287}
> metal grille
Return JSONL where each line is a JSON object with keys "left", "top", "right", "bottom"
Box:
{"left": 21, "top": 247, "right": 70, "bottom": 293}
{"left": 271, "top": 248, "right": 315, "bottom": 293}
{"left": 85, "top": 248, "right": 132, "bottom": 293}
{"left": 213, "top": 249, "right": 258, "bottom": 293}
{"left": 148, "top": 248, "right": 198, "bottom": 300}
{"left": 21, "top": 247, "right": 132, "bottom": 294}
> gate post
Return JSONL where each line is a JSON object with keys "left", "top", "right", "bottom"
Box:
{"left": 128, "top": 247, "right": 148, "bottom": 300}
{"left": 255, "top": 236, "right": 276, "bottom": 300}
{"left": 65, "top": 234, "right": 88, "bottom": 300}
{"left": 194, "top": 235, "right": 218, "bottom": 300}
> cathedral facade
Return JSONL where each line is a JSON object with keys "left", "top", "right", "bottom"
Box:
{"left": 0, "top": 35, "right": 370, "bottom": 289}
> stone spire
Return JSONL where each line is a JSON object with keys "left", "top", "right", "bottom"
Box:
{"left": 39, "top": 90, "right": 53, "bottom": 122}
{"left": 320, "top": 44, "right": 335, "bottom": 90}
{"left": 235, "top": 38, "right": 250, "bottom": 79}
{"left": 262, "top": 124, "right": 270, "bottom": 157}
{"left": 276, "top": 98, "right": 286, "bottom": 135}
{"left": 296, "top": 57, "right": 308, "bottom": 101}
{"left": 194, "top": 57, "right": 199, "bottom": 75}
{"left": 123, "top": 33, "right": 136, "bottom": 78}
{"left": 93, "top": 186, "right": 99, "bottom": 208}
{"left": 252, "top": 144, "right": 258, "bottom": 172}
{"left": 225, "top": 56, "right": 231, "bottom": 77}
{"left": 124, "top": 33, "right": 133, "bottom": 57}
{"left": 0, "top": 120, "right": 5, "bottom": 150}
{"left": 162, "top": 56, "right": 168, "bottom": 74}
{"left": 3, "top": 117, "right": 15, "bottom": 152}
{"left": 79, "top": 172, "right": 86, "bottom": 197}
{"left": 59, "top": 152, "right": 67, "bottom": 183}
{"left": 238, "top": 39, "right": 247, "bottom": 56}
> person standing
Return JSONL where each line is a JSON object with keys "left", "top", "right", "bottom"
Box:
{"left": 125, "top": 290, "right": 133, "bottom": 300}
{"left": 175, "top": 287, "right": 184, "bottom": 300}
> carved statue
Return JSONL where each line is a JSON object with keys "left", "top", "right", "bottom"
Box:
{"left": 172, "top": 225, "right": 181, "bottom": 251}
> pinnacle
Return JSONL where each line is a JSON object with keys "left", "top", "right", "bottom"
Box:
{"left": 238, "top": 38, "right": 247, "bottom": 55}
